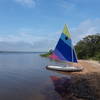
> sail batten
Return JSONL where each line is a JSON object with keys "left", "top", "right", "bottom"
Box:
{"left": 50, "top": 24, "right": 78, "bottom": 63}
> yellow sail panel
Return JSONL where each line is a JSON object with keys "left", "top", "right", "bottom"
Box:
{"left": 63, "top": 24, "right": 71, "bottom": 38}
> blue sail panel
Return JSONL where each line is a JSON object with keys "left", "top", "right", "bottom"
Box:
{"left": 54, "top": 38, "right": 78, "bottom": 63}
{"left": 60, "top": 33, "right": 71, "bottom": 47}
{"left": 55, "top": 39, "right": 73, "bottom": 62}
{"left": 54, "top": 49, "right": 66, "bottom": 61}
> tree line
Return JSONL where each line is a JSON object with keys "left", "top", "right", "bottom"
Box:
{"left": 75, "top": 33, "right": 100, "bottom": 61}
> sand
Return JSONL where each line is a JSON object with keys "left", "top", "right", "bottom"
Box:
{"left": 74, "top": 60, "right": 100, "bottom": 74}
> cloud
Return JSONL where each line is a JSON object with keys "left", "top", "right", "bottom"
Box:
{"left": 0, "top": 32, "right": 40, "bottom": 44}
{"left": 1, "top": 18, "right": 100, "bottom": 51}
{"left": 71, "top": 18, "right": 100, "bottom": 44}
{"left": 57, "top": 0, "right": 75, "bottom": 11}
{"left": 15, "top": 0, "right": 36, "bottom": 7}
{"left": 0, "top": 31, "right": 57, "bottom": 51}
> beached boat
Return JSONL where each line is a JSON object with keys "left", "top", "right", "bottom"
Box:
{"left": 46, "top": 24, "right": 83, "bottom": 72}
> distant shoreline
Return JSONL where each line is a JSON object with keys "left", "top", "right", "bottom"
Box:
{"left": 0, "top": 51, "right": 47, "bottom": 53}
{"left": 40, "top": 50, "right": 53, "bottom": 57}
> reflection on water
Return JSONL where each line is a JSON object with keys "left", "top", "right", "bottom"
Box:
{"left": 49, "top": 74, "right": 100, "bottom": 100}
{"left": 0, "top": 53, "right": 100, "bottom": 100}
{"left": 50, "top": 76, "right": 71, "bottom": 97}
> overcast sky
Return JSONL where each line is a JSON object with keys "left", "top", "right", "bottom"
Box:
{"left": 0, "top": 0, "right": 100, "bottom": 51}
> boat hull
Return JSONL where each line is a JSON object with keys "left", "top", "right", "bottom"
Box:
{"left": 46, "top": 65, "right": 83, "bottom": 72}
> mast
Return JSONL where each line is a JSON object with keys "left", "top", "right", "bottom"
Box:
{"left": 65, "top": 24, "right": 74, "bottom": 63}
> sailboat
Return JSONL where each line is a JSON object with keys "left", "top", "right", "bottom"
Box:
{"left": 46, "top": 24, "right": 83, "bottom": 72}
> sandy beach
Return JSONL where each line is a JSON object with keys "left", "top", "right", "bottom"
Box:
{"left": 74, "top": 60, "right": 100, "bottom": 74}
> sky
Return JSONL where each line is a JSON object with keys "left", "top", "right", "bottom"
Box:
{"left": 0, "top": 0, "right": 100, "bottom": 51}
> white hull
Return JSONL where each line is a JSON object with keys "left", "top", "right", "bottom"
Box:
{"left": 46, "top": 65, "right": 83, "bottom": 72}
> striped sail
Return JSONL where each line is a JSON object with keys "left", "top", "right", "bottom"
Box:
{"left": 49, "top": 24, "right": 78, "bottom": 63}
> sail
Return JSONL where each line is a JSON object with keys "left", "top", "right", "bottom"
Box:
{"left": 49, "top": 24, "right": 78, "bottom": 63}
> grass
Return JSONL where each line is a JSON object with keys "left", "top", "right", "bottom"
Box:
{"left": 40, "top": 51, "right": 52, "bottom": 57}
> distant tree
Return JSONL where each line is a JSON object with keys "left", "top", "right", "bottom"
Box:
{"left": 75, "top": 33, "right": 100, "bottom": 61}
{"left": 40, "top": 49, "right": 53, "bottom": 57}
{"left": 49, "top": 49, "right": 53, "bottom": 54}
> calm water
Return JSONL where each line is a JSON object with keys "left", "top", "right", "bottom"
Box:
{"left": 0, "top": 53, "right": 70, "bottom": 100}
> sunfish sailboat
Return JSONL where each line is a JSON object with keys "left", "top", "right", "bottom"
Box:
{"left": 47, "top": 24, "right": 83, "bottom": 72}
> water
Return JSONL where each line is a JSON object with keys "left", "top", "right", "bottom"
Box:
{"left": 0, "top": 53, "right": 70, "bottom": 100}
{"left": 0, "top": 53, "right": 99, "bottom": 100}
